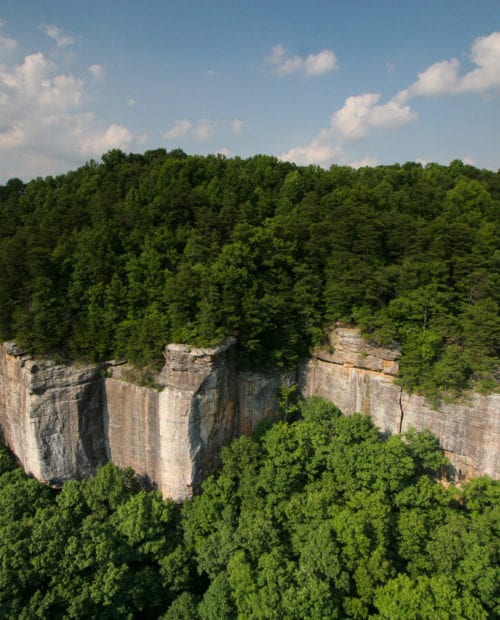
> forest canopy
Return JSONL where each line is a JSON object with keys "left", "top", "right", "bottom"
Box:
{"left": 0, "top": 398, "right": 498, "bottom": 619}
{"left": 0, "top": 150, "right": 498, "bottom": 397}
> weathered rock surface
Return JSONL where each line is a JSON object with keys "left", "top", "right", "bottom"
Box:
{"left": 299, "top": 327, "right": 499, "bottom": 480}
{"left": 0, "top": 328, "right": 498, "bottom": 498}
{"left": 0, "top": 340, "right": 253, "bottom": 498}
{"left": 0, "top": 343, "right": 106, "bottom": 484}
{"left": 103, "top": 341, "right": 289, "bottom": 499}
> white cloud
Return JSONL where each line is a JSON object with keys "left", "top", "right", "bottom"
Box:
{"left": 88, "top": 64, "right": 105, "bottom": 80}
{"left": 81, "top": 123, "right": 134, "bottom": 156}
{"left": 218, "top": 147, "right": 231, "bottom": 157}
{"left": 266, "top": 44, "right": 286, "bottom": 66}
{"left": 332, "top": 93, "right": 417, "bottom": 140}
{"left": 163, "top": 119, "right": 193, "bottom": 139}
{"left": 280, "top": 32, "right": 500, "bottom": 179}
{"left": 0, "top": 49, "right": 137, "bottom": 180}
{"left": 459, "top": 31, "right": 500, "bottom": 93}
{"left": 0, "top": 52, "right": 83, "bottom": 109}
{"left": 349, "top": 156, "right": 379, "bottom": 169}
{"left": 280, "top": 91, "right": 416, "bottom": 169}
{"left": 267, "top": 43, "right": 338, "bottom": 77}
{"left": 192, "top": 118, "right": 216, "bottom": 140}
{"left": 41, "top": 24, "right": 76, "bottom": 48}
{"left": 230, "top": 118, "right": 244, "bottom": 133}
{"left": 127, "top": 98, "right": 136, "bottom": 107}
{"left": 397, "top": 58, "right": 461, "bottom": 102}
{"left": 305, "top": 50, "right": 338, "bottom": 76}
{"left": 280, "top": 89, "right": 415, "bottom": 168}
{"left": 398, "top": 31, "right": 500, "bottom": 102}
{"left": 280, "top": 139, "right": 342, "bottom": 166}
{"left": 462, "top": 155, "right": 476, "bottom": 166}
{"left": 163, "top": 118, "right": 217, "bottom": 141}
{"left": 274, "top": 55, "right": 304, "bottom": 76}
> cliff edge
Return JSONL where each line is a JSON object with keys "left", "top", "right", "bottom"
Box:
{"left": 300, "top": 327, "right": 499, "bottom": 480}
{"left": 0, "top": 328, "right": 498, "bottom": 499}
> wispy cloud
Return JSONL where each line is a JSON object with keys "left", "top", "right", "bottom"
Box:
{"left": 349, "top": 156, "right": 380, "bottom": 169}
{"left": 88, "top": 64, "right": 105, "bottom": 80}
{"left": 163, "top": 118, "right": 242, "bottom": 141}
{"left": 267, "top": 43, "right": 338, "bottom": 77}
{"left": 0, "top": 35, "right": 16, "bottom": 50}
{"left": 230, "top": 118, "right": 244, "bottom": 134}
{"left": 164, "top": 118, "right": 217, "bottom": 140}
{"left": 41, "top": 24, "right": 77, "bottom": 48}
{"left": 192, "top": 118, "right": 216, "bottom": 140}
{"left": 163, "top": 119, "right": 193, "bottom": 139}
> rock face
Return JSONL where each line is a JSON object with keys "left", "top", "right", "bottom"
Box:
{"left": 0, "top": 329, "right": 498, "bottom": 499}
{"left": 299, "top": 327, "right": 500, "bottom": 480}
{"left": 0, "top": 343, "right": 106, "bottom": 484}
{"left": 105, "top": 341, "right": 239, "bottom": 500}
{"left": 0, "top": 339, "right": 287, "bottom": 499}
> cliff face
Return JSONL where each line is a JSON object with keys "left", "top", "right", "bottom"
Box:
{"left": 0, "top": 329, "right": 498, "bottom": 499}
{"left": 0, "top": 339, "right": 285, "bottom": 499}
{"left": 0, "top": 343, "right": 106, "bottom": 484}
{"left": 104, "top": 341, "right": 239, "bottom": 500}
{"left": 299, "top": 327, "right": 500, "bottom": 480}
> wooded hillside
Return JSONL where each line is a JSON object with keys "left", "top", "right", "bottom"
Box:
{"left": 0, "top": 151, "right": 498, "bottom": 397}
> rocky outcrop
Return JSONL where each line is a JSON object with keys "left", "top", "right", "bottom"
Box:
{"left": 299, "top": 327, "right": 500, "bottom": 480}
{"left": 0, "top": 329, "right": 498, "bottom": 499}
{"left": 104, "top": 341, "right": 289, "bottom": 499}
{"left": 0, "top": 343, "right": 106, "bottom": 484}
{"left": 0, "top": 339, "right": 285, "bottom": 499}
{"left": 104, "top": 341, "right": 240, "bottom": 500}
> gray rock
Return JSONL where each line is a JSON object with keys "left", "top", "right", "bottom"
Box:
{"left": 0, "top": 328, "right": 498, "bottom": 499}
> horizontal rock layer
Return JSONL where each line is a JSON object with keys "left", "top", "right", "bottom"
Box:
{"left": 0, "top": 328, "right": 498, "bottom": 499}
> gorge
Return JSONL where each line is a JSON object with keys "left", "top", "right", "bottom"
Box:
{"left": 1, "top": 326, "right": 498, "bottom": 501}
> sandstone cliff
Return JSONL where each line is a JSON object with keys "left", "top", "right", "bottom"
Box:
{"left": 0, "top": 343, "right": 106, "bottom": 484}
{"left": 0, "top": 340, "right": 286, "bottom": 499}
{"left": 0, "top": 329, "right": 498, "bottom": 499}
{"left": 300, "top": 327, "right": 499, "bottom": 480}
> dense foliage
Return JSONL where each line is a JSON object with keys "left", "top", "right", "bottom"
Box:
{"left": 0, "top": 398, "right": 498, "bottom": 618}
{"left": 0, "top": 150, "right": 498, "bottom": 396}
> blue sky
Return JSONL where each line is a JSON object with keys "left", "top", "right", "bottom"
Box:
{"left": 0, "top": 1, "right": 499, "bottom": 182}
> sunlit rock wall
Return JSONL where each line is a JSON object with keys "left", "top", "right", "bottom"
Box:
{"left": 1, "top": 328, "right": 498, "bottom": 499}
{"left": 0, "top": 343, "right": 106, "bottom": 484}
{"left": 299, "top": 327, "right": 499, "bottom": 480}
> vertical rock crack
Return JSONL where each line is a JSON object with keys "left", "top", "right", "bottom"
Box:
{"left": 398, "top": 386, "right": 404, "bottom": 434}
